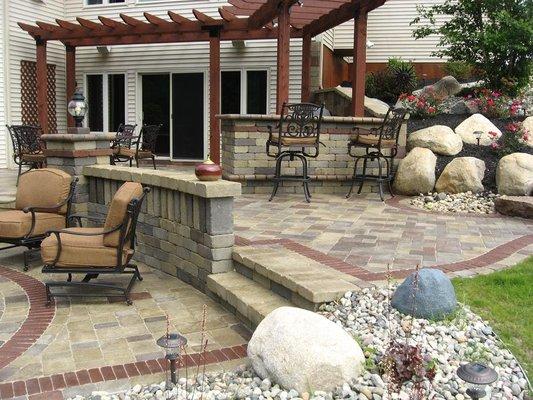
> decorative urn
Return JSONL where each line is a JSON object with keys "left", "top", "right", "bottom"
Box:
{"left": 195, "top": 157, "right": 222, "bottom": 181}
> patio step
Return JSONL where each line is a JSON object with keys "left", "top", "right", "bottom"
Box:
{"left": 232, "top": 245, "right": 361, "bottom": 311}
{"left": 206, "top": 271, "right": 291, "bottom": 328}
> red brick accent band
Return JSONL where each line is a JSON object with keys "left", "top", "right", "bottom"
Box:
{"left": 0, "top": 345, "right": 248, "bottom": 400}
{"left": 0, "top": 266, "right": 55, "bottom": 370}
{"left": 44, "top": 148, "right": 113, "bottom": 158}
{"left": 235, "top": 234, "right": 533, "bottom": 282}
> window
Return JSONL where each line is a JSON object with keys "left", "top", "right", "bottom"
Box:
{"left": 86, "top": 0, "right": 125, "bottom": 6}
{"left": 86, "top": 73, "right": 126, "bottom": 132}
{"left": 220, "top": 69, "right": 268, "bottom": 114}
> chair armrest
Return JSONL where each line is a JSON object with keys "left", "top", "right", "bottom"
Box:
{"left": 46, "top": 224, "right": 121, "bottom": 238}
{"left": 68, "top": 213, "right": 106, "bottom": 222}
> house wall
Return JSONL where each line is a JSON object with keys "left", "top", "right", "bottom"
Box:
{"left": 0, "top": 1, "right": 7, "bottom": 168}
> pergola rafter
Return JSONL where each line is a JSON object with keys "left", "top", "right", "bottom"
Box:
{"left": 19, "top": 0, "right": 388, "bottom": 161}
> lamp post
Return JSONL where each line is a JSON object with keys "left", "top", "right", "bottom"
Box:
{"left": 473, "top": 131, "right": 483, "bottom": 146}
{"left": 157, "top": 332, "right": 187, "bottom": 385}
{"left": 457, "top": 362, "right": 498, "bottom": 399}
{"left": 67, "top": 88, "right": 88, "bottom": 131}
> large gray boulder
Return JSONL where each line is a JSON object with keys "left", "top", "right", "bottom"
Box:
{"left": 435, "top": 157, "right": 485, "bottom": 194}
{"left": 496, "top": 153, "right": 533, "bottom": 195}
{"left": 407, "top": 125, "right": 463, "bottom": 156}
{"left": 247, "top": 307, "right": 365, "bottom": 392}
{"left": 393, "top": 147, "right": 437, "bottom": 195}
{"left": 455, "top": 114, "right": 502, "bottom": 145}
{"left": 495, "top": 196, "right": 533, "bottom": 219}
{"left": 414, "top": 76, "right": 462, "bottom": 99}
{"left": 391, "top": 269, "right": 457, "bottom": 320}
{"left": 364, "top": 96, "right": 390, "bottom": 118}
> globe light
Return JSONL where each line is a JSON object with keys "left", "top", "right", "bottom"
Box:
{"left": 67, "top": 88, "right": 88, "bottom": 128}
{"left": 457, "top": 362, "right": 498, "bottom": 400}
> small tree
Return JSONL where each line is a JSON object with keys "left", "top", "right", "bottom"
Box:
{"left": 411, "top": 0, "right": 533, "bottom": 95}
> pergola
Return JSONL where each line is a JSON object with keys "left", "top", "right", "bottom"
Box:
{"left": 19, "top": 0, "right": 385, "bottom": 164}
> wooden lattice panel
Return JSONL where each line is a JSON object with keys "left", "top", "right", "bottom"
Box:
{"left": 20, "top": 60, "right": 57, "bottom": 134}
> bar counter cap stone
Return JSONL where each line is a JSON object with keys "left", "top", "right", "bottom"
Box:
{"left": 216, "top": 113, "right": 385, "bottom": 124}
{"left": 83, "top": 165, "right": 242, "bottom": 199}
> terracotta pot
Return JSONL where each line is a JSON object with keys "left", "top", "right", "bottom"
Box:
{"left": 195, "top": 157, "right": 222, "bottom": 181}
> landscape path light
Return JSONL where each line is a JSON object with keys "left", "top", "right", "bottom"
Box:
{"left": 157, "top": 332, "right": 187, "bottom": 384}
{"left": 457, "top": 362, "right": 498, "bottom": 400}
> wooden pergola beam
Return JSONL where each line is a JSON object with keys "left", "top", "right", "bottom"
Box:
{"left": 66, "top": 45, "right": 76, "bottom": 127}
{"left": 351, "top": 7, "right": 367, "bottom": 117}
{"left": 209, "top": 29, "right": 221, "bottom": 164}
{"left": 218, "top": 8, "right": 237, "bottom": 22}
{"left": 36, "top": 39, "right": 48, "bottom": 135}
{"left": 120, "top": 14, "right": 149, "bottom": 28}
{"left": 168, "top": 11, "right": 191, "bottom": 24}
{"left": 249, "top": 0, "right": 300, "bottom": 29}
{"left": 144, "top": 12, "right": 172, "bottom": 27}
{"left": 276, "top": 0, "right": 291, "bottom": 113}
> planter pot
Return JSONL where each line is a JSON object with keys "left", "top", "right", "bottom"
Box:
{"left": 195, "top": 157, "right": 222, "bottom": 181}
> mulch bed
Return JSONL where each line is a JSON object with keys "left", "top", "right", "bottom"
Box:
{"left": 407, "top": 114, "right": 531, "bottom": 191}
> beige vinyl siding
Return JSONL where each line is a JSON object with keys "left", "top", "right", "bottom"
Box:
{"left": 66, "top": 1, "right": 303, "bottom": 157}
{"left": 0, "top": 0, "right": 7, "bottom": 168}
{"left": 6, "top": 1, "right": 67, "bottom": 169}
{"left": 332, "top": 0, "right": 446, "bottom": 63}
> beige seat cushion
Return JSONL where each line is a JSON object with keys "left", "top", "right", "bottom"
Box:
{"left": 16, "top": 168, "right": 72, "bottom": 214}
{"left": 270, "top": 133, "right": 318, "bottom": 146}
{"left": 103, "top": 182, "right": 144, "bottom": 247}
{"left": 115, "top": 148, "right": 153, "bottom": 159}
{"left": 0, "top": 210, "right": 65, "bottom": 239}
{"left": 41, "top": 227, "right": 133, "bottom": 268}
{"left": 350, "top": 134, "right": 397, "bottom": 148}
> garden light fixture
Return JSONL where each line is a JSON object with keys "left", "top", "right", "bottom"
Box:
{"left": 473, "top": 130, "right": 483, "bottom": 146}
{"left": 157, "top": 332, "right": 187, "bottom": 384}
{"left": 457, "top": 362, "right": 498, "bottom": 400}
{"left": 67, "top": 88, "right": 88, "bottom": 128}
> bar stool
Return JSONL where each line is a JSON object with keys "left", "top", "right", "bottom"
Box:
{"left": 346, "top": 107, "right": 409, "bottom": 201}
{"left": 266, "top": 103, "right": 324, "bottom": 203}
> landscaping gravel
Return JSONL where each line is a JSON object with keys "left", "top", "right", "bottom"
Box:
{"left": 409, "top": 191, "right": 499, "bottom": 214}
{"left": 68, "top": 286, "right": 530, "bottom": 400}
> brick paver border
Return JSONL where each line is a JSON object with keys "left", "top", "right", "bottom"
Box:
{"left": 0, "top": 344, "right": 248, "bottom": 399}
{"left": 0, "top": 266, "right": 55, "bottom": 370}
{"left": 235, "top": 234, "right": 533, "bottom": 282}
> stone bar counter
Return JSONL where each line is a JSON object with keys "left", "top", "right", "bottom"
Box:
{"left": 83, "top": 165, "right": 241, "bottom": 291}
{"left": 219, "top": 114, "right": 407, "bottom": 195}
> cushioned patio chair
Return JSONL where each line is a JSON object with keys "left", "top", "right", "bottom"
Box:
{"left": 116, "top": 124, "right": 162, "bottom": 169}
{"left": 346, "top": 107, "right": 409, "bottom": 201}
{"left": 110, "top": 123, "right": 137, "bottom": 165}
{"left": 6, "top": 125, "right": 47, "bottom": 185}
{"left": 0, "top": 168, "right": 77, "bottom": 271}
{"left": 41, "top": 182, "right": 150, "bottom": 305}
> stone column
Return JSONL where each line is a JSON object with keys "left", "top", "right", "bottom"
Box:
{"left": 41, "top": 133, "right": 116, "bottom": 211}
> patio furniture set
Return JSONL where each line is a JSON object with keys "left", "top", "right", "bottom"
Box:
{"left": 267, "top": 103, "right": 409, "bottom": 202}
{"left": 0, "top": 167, "right": 150, "bottom": 305}
{"left": 6, "top": 123, "right": 162, "bottom": 183}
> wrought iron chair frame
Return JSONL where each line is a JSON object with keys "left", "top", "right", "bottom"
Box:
{"left": 266, "top": 102, "right": 325, "bottom": 203}
{"left": 346, "top": 107, "right": 409, "bottom": 201}
{"left": 110, "top": 123, "right": 137, "bottom": 165}
{"left": 0, "top": 177, "right": 78, "bottom": 271}
{"left": 42, "top": 187, "right": 150, "bottom": 306}
{"left": 6, "top": 125, "right": 46, "bottom": 184}
{"left": 129, "top": 124, "right": 162, "bottom": 169}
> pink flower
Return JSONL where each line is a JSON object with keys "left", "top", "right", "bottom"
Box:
{"left": 428, "top": 106, "right": 436, "bottom": 113}
{"left": 488, "top": 131, "right": 499, "bottom": 137}
{"left": 491, "top": 142, "right": 501, "bottom": 150}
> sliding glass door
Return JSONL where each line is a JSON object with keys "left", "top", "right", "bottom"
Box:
{"left": 142, "top": 74, "right": 170, "bottom": 157}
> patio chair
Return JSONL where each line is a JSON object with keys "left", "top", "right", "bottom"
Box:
{"left": 114, "top": 124, "right": 162, "bottom": 169}
{"left": 346, "top": 107, "right": 409, "bottom": 201}
{"left": 6, "top": 125, "right": 47, "bottom": 185}
{"left": 0, "top": 168, "right": 77, "bottom": 271}
{"left": 110, "top": 123, "right": 137, "bottom": 165}
{"left": 266, "top": 103, "right": 325, "bottom": 203}
{"left": 41, "top": 182, "right": 150, "bottom": 305}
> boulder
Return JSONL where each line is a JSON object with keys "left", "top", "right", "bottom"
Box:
{"left": 393, "top": 147, "right": 437, "bottom": 195}
{"left": 521, "top": 116, "right": 533, "bottom": 147}
{"left": 407, "top": 125, "right": 463, "bottom": 156}
{"left": 391, "top": 268, "right": 457, "bottom": 320}
{"left": 435, "top": 157, "right": 486, "bottom": 194}
{"left": 455, "top": 114, "right": 502, "bottom": 145}
{"left": 496, "top": 153, "right": 533, "bottom": 195}
{"left": 247, "top": 307, "right": 365, "bottom": 392}
{"left": 364, "top": 96, "right": 390, "bottom": 118}
{"left": 415, "top": 76, "right": 462, "bottom": 99}
{"left": 495, "top": 196, "right": 533, "bottom": 219}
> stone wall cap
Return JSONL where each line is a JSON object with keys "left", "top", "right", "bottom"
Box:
{"left": 83, "top": 165, "right": 241, "bottom": 198}
{"left": 217, "top": 113, "right": 383, "bottom": 124}
{"left": 42, "top": 133, "right": 117, "bottom": 142}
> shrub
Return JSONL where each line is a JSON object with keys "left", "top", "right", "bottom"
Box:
{"left": 398, "top": 92, "right": 440, "bottom": 118}
{"left": 443, "top": 61, "right": 475, "bottom": 82}
{"left": 490, "top": 122, "right": 530, "bottom": 156}
{"left": 411, "top": 0, "right": 533, "bottom": 96}
{"left": 365, "top": 58, "right": 419, "bottom": 103}
{"left": 467, "top": 88, "right": 525, "bottom": 118}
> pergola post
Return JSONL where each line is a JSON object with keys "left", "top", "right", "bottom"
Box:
{"left": 36, "top": 39, "right": 48, "bottom": 134}
{"left": 301, "top": 33, "right": 312, "bottom": 102}
{"left": 351, "top": 8, "right": 368, "bottom": 117}
{"left": 276, "top": 0, "right": 291, "bottom": 113}
{"left": 209, "top": 29, "right": 221, "bottom": 164}
{"left": 66, "top": 45, "right": 76, "bottom": 127}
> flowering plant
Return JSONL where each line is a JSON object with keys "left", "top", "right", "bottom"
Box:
{"left": 398, "top": 92, "right": 440, "bottom": 117}
{"left": 490, "top": 122, "right": 530, "bottom": 156}
{"left": 468, "top": 89, "right": 525, "bottom": 118}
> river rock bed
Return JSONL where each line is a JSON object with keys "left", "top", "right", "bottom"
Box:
{"left": 67, "top": 287, "right": 529, "bottom": 400}
{"left": 409, "top": 192, "right": 499, "bottom": 214}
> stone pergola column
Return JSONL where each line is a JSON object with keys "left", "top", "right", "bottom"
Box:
{"left": 41, "top": 133, "right": 116, "bottom": 211}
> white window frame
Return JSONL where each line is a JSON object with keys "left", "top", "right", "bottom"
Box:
{"left": 84, "top": 72, "right": 128, "bottom": 133}
{"left": 84, "top": 0, "right": 126, "bottom": 8}
{"left": 220, "top": 68, "right": 270, "bottom": 115}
